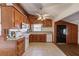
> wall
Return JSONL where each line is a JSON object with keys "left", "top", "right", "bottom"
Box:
{"left": 28, "top": 14, "right": 54, "bottom": 42}
{"left": 64, "top": 21, "right": 79, "bottom": 44}
{"left": 28, "top": 14, "right": 53, "bottom": 31}
{"left": 54, "top": 20, "right": 78, "bottom": 44}
{"left": 28, "top": 14, "right": 52, "bottom": 27}
{"left": 63, "top": 11, "right": 79, "bottom": 44}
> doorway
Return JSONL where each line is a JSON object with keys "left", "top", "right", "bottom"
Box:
{"left": 56, "top": 25, "right": 66, "bottom": 43}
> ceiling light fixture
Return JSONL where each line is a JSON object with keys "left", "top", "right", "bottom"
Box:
{"left": 36, "top": 7, "right": 49, "bottom": 21}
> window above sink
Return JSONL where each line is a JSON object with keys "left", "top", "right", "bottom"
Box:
{"left": 31, "top": 24, "right": 42, "bottom": 31}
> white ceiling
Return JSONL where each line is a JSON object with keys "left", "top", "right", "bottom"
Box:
{"left": 63, "top": 11, "right": 79, "bottom": 24}
{"left": 20, "top": 3, "right": 79, "bottom": 21}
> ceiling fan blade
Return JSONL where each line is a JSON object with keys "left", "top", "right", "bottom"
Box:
{"left": 43, "top": 14, "right": 49, "bottom": 17}
{"left": 36, "top": 13, "right": 40, "bottom": 15}
{"left": 36, "top": 11, "right": 50, "bottom": 21}
{"left": 37, "top": 16, "right": 42, "bottom": 20}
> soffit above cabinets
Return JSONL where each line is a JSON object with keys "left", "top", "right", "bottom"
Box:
{"left": 20, "top": 3, "right": 79, "bottom": 22}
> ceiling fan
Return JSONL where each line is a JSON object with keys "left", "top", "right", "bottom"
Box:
{"left": 36, "top": 13, "right": 49, "bottom": 21}
{"left": 36, "top": 7, "right": 49, "bottom": 21}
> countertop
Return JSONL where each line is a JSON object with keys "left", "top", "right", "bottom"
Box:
{"left": 7, "top": 31, "right": 52, "bottom": 40}
{"left": 29, "top": 31, "right": 52, "bottom": 34}
{"left": 7, "top": 36, "right": 24, "bottom": 40}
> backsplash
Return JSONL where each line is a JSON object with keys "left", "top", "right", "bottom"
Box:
{"left": 42, "top": 27, "right": 52, "bottom": 32}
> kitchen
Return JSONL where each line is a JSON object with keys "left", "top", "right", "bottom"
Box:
{"left": 0, "top": 3, "right": 79, "bottom": 56}
{"left": 0, "top": 3, "right": 53, "bottom": 56}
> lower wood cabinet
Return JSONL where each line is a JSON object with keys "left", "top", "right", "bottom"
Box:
{"left": 17, "top": 37, "right": 25, "bottom": 56}
{"left": 0, "top": 37, "right": 25, "bottom": 56}
{"left": 29, "top": 34, "right": 46, "bottom": 42}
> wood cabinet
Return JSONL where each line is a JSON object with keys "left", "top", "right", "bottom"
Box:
{"left": 43, "top": 19, "right": 52, "bottom": 27}
{"left": 2, "top": 6, "right": 27, "bottom": 29}
{"left": 17, "top": 37, "right": 25, "bottom": 56}
{"left": 28, "top": 14, "right": 52, "bottom": 27}
{"left": 23, "top": 16, "right": 29, "bottom": 24}
{"left": 0, "top": 37, "right": 25, "bottom": 56}
{"left": 2, "top": 7, "right": 15, "bottom": 29}
{"left": 14, "top": 8, "right": 22, "bottom": 25}
{"left": 29, "top": 34, "right": 46, "bottom": 42}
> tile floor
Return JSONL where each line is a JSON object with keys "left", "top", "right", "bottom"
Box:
{"left": 23, "top": 42, "right": 66, "bottom": 56}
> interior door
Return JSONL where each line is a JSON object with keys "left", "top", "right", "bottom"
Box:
{"left": 57, "top": 25, "right": 66, "bottom": 43}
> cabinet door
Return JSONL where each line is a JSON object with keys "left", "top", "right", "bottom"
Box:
{"left": 29, "top": 34, "right": 46, "bottom": 42}
{"left": 14, "top": 9, "right": 20, "bottom": 26}
{"left": 29, "top": 34, "right": 33, "bottom": 42}
{"left": 17, "top": 38, "right": 25, "bottom": 56}
{"left": 2, "top": 7, "right": 14, "bottom": 29}
{"left": 19, "top": 13, "right": 23, "bottom": 24}
{"left": 43, "top": 19, "right": 52, "bottom": 27}
{"left": 22, "top": 15, "right": 25, "bottom": 23}
{"left": 23, "top": 16, "right": 29, "bottom": 23}
{"left": 40, "top": 34, "right": 46, "bottom": 42}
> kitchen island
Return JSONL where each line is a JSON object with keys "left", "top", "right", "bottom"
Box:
{"left": 7, "top": 36, "right": 25, "bottom": 56}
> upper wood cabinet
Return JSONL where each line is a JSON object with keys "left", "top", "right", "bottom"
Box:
{"left": 2, "top": 6, "right": 27, "bottom": 29}
{"left": 22, "top": 15, "right": 29, "bottom": 24}
{"left": 43, "top": 19, "right": 52, "bottom": 27}
{"left": 14, "top": 8, "right": 21, "bottom": 25}
{"left": 2, "top": 7, "right": 14, "bottom": 29}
